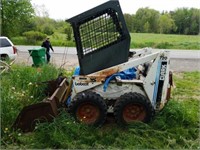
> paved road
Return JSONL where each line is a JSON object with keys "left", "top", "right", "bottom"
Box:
{"left": 16, "top": 46, "right": 200, "bottom": 72}
{"left": 17, "top": 45, "right": 200, "bottom": 59}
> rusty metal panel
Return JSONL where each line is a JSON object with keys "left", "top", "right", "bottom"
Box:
{"left": 48, "top": 78, "right": 69, "bottom": 104}
{"left": 90, "top": 68, "right": 119, "bottom": 77}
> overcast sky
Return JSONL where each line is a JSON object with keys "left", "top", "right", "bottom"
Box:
{"left": 31, "top": 0, "right": 200, "bottom": 20}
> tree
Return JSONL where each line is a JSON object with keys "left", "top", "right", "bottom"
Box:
{"left": 1, "top": 0, "right": 35, "bottom": 37}
{"left": 158, "top": 14, "right": 177, "bottom": 34}
{"left": 171, "top": 8, "right": 200, "bottom": 35}
{"left": 171, "top": 8, "right": 189, "bottom": 34}
{"left": 189, "top": 8, "right": 200, "bottom": 35}
{"left": 143, "top": 21, "right": 150, "bottom": 33}
{"left": 33, "top": 17, "right": 56, "bottom": 35}
{"left": 134, "top": 8, "right": 160, "bottom": 33}
{"left": 124, "top": 13, "right": 134, "bottom": 32}
{"left": 32, "top": 4, "right": 49, "bottom": 18}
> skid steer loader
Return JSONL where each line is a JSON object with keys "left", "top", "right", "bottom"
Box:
{"left": 13, "top": 0, "right": 173, "bottom": 132}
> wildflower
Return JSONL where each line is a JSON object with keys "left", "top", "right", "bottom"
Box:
{"left": 28, "top": 82, "right": 33, "bottom": 86}
{"left": 30, "top": 96, "right": 34, "bottom": 99}
{"left": 18, "top": 133, "right": 21, "bottom": 136}
{"left": 11, "top": 87, "right": 15, "bottom": 90}
{"left": 4, "top": 128, "right": 8, "bottom": 133}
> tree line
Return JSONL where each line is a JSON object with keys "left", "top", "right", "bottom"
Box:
{"left": 124, "top": 7, "right": 199, "bottom": 35}
{"left": 1, "top": 0, "right": 71, "bottom": 41}
{"left": 1, "top": 0, "right": 199, "bottom": 40}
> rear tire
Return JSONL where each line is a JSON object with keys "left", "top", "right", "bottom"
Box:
{"left": 0, "top": 54, "right": 9, "bottom": 61}
{"left": 69, "top": 91, "right": 107, "bottom": 127}
{"left": 114, "top": 92, "right": 154, "bottom": 126}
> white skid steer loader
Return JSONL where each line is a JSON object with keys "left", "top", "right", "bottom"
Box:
{"left": 66, "top": 0, "right": 172, "bottom": 126}
{"left": 68, "top": 48, "right": 172, "bottom": 126}
{"left": 13, "top": 0, "right": 173, "bottom": 132}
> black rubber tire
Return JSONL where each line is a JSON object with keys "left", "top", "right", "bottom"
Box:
{"left": 0, "top": 55, "right": 9, "bottom": 61}
{"left": 69, "top": 91, "right": 107, "bottom": 127}
{"left": 114, "top": 92, "right": 154, "bottom": 126}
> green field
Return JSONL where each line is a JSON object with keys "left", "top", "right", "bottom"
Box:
{"left": 130, "top": 33, "right": 200, "bottom": 50}
{"left": 12, "top": 33, "right": 200, "bottom": 50}
{"left": 1, "top": 64, "right": 200, "bottom": 149}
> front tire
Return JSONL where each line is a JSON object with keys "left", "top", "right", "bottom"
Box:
{"left": 114, "top": 92, "right": 154, "bottom": 126}
{"left": 69, "top": 91, "right": 107, "bottom": 127}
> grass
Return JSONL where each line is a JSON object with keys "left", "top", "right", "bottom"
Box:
{"left": 11, "top": 33, "right": 200, "bottom": 49}
{"left": 1, "top": 64, "right": 200, "bottom": 149}
{"left": 130, "top": 33, "right": 200, "bottom": 50}
{"left": 0, "top": 64, "right": 71, "bottom": 129}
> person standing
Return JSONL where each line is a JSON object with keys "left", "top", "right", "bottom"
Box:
{"left": 41, "top": 37, "right": 54, "bottom": 63}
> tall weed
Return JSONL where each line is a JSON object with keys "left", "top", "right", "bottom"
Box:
{"left": 1, "top": 64, "right": 61, "bottom": 130}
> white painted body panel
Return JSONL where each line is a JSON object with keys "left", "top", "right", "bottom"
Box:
{"left": 70, "top": 48, "right": 171, "bottom": 111}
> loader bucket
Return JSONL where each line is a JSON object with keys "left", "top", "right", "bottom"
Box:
{"left": 13, "top": 77, "right": 70, "bottom": 132}
{"left": 13, "top": 100, "right": 58, "bottom": 132}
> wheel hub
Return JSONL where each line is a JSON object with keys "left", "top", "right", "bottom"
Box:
{"left": 77, "top": 103, "right": 100, "bottom": 124}
{"left": 123, "top": 104, "right": 146, "bottom": 122}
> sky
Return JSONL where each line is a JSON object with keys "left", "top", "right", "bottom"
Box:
{"left": 31, "top": 0, "right": 200, "bottom": 20}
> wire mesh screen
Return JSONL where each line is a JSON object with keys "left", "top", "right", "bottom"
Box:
{"left": 79, "top": 9, "right": 123, "bottom": 55}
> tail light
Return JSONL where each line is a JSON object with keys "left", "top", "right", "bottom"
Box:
{"left": 13, "top": 46, "right": 17, "bottom": 54}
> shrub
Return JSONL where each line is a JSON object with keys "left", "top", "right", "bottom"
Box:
{"left": 43, "top": 26, "right": 54, "bottom": 35}
{"left": 23, "top": 31, "right": 47, "bottom": 44}
{"left": 10, "top": 37, "right": 27, "bottom": 45}
{"left": 64, "top": 27, "right": 72, "bottom": 41}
